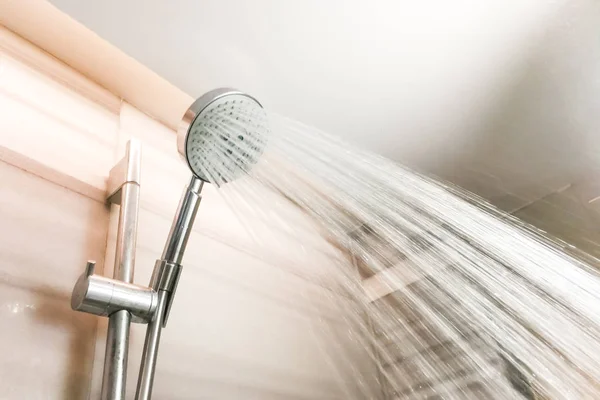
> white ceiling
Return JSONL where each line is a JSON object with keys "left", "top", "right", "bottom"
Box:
{"left": 50, "top": 0, "right": 600, "bottom": 210}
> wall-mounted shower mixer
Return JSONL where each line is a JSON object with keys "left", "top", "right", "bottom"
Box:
{"left": 71, "top": 88, "right": 268, "bottom": 400}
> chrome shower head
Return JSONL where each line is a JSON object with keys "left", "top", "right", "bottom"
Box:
{"left": 177, "top": 88, "right": 269, "bottom": 184}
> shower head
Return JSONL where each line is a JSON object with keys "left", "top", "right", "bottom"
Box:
{"left": 177, "top": 88, "right": 269, "bottom": 184}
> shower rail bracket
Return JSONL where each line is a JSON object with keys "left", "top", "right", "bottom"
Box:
{"left": 106, "top": 142, "right": 142, "bottom": 204}
{"left": 71, "top": 260, "right": 158, "bottom": 323}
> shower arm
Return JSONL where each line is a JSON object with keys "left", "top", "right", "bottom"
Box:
{"left": 135, "top": 175, "right": 204, "bottom": 400}
{"left": 134, "top": 87, "right": 265, "bottom": 399}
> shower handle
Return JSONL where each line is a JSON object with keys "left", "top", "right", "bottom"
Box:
{"left": 135, "top": 176, "right": 203, "bottom": 400}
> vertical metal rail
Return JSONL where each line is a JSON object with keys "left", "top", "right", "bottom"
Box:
{"left": 102, "top": 140, "right": 142, "bottom": 400}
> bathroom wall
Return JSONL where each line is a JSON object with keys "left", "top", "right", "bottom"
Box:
{"left": 511, "top": 181, "right": 600, "bottom": 260}
{"left": 0, "top": 27, "right": 373, "bottom": 399}
{"left": 0, "top": 31, "right": 117, "bottom": 398}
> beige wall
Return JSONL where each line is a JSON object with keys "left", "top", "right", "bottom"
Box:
{"left": 512, "top": 181, "right": 600, "bottom": 261}
{"left": 0, "top": 160, "right": 107, "bottom": 398}
{"left": 0, "top": 28, "right": 372, "bottom": 399}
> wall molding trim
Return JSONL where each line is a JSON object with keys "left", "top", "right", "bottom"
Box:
{"left": 0, "top": 0, "right": 192, "bottom": 131}
{"left": 0, "top": 26, "right": 121, "bottom": 114}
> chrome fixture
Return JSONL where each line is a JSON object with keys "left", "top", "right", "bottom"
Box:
{"left": 136, "top": 87, "right": 266, "bottom": 399}
{"left": 135, "top": 176, "right": 203, "bottom": 400}
{"left": 177, "top": 87, "right": 268, "bottom": 184}
{"left": 71, "top": 88, "right": 267, "bottom": 400}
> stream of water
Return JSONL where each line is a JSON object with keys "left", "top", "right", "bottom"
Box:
{"left": 193, "top": 104, "right": 600, "bottom": 399}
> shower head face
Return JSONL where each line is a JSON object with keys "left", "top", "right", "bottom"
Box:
{"left": 178, "top": 88, "right": 269, "bottom": 184}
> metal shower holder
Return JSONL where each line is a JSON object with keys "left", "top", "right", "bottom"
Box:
{"left": 70, "top": 88, "right": 264, "bottom": 400}
{"left": 71, "top": 139, "right": 203, "bottom": 400}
